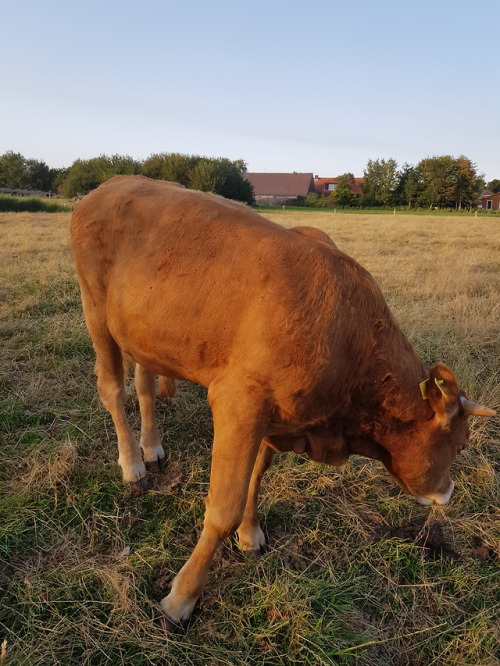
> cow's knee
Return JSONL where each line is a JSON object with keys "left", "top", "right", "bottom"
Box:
{"left": 204, "top": 500, "right": 244, "bottom": 541}
{"left": 97, "top": 381, "right": 124, "bottom": 413}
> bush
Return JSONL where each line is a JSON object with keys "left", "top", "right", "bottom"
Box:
{"left": 292, "top": 193, "right": 327, "bottom": 208}
{"left": 60, "top": 155, "right": 141, "bottom": 198}
{"left": 0, "top": 195, "right": 70, "bottom": 213}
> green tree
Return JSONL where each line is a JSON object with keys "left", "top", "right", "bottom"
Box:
{"left": 141, "top": 153, "right": 199, "bottom": 186}
{"left": 487, "top": 179, "right": 500, "bottom": 193}
{"left": 232, "top": 158, "right": 248, "bottom": 175}
{"left": 60, "top": 152, "right": 253, "bottom": 203}
{"left": 0, "top": 151, "right": 61, "bottom": 191}
{"left": 50, "top": 168, "right": 68, "bottom": 193}
{"left": 189, "top": 158, "right": 226, "bottom": 193}
{"left": 393, "top": 163, "right": 422, "bottom": 208}
{"left": 416, "top": 155, "right": 482, "bottom": 209}
{"left": 328, "top": 173, "right": 358, "bottom": 208}
{"left": 189, "top": 157, "right": 254, "bottom": 204}
{"left": 416, "top": 156, "right": 454, "bottom": 208}
{"left": 60, "top": 154, "right": 141, "bottom": 197}
{"left": 60, "top": 159, "right": 102, "bottom": 197}
{"left": 107, "top": 154, "right": 141, "bottom": 178}
{"left": 362, "top": 158, "right": 399, "bottom": 207}
{"left": 25, "top": 158, "right": 52, "bottom": 190}
{"left": 302, "top": 192, "right": 325, "bottom": 208}
{"left": 455, "top": 156, "right": 483, "bottom": 209}
{"left": 141, "top": 153, "right": 253, "bottom": 204}
{"left": 0, "top": 151, "right": 29, "bottom": 188}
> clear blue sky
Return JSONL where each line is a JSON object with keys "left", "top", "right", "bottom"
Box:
{"left": 2, "top": 0, "right": 499, "bottom": 181}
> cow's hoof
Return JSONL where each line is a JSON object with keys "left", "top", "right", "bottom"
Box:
{"left": 240, "top": 543, "right": 268, "bottom": 559}
{"left": 145, "top": 456, "right": 167, "bottom": 474}
{"left": 129, "top": 475, "right": 150, "bottom": 495}
{"left": 254, "top": 543, "right": 268, "bottom": 557}
{"left": 160, "top": 612, "right": 189, "bottom": 634}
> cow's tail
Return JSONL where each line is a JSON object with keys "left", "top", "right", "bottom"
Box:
{"left": 158, "top": 375, "right": 177, "bottom": 400}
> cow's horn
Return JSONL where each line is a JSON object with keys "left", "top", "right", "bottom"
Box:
{"left": 460, "top": 396, "right": 496, "bottom": 417}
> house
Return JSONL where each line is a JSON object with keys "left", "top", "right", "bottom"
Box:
{"left": 244, "top": 173, "right": 315, "bottom": 206}
{"left": 314, "top": 177, "right": 364, "bottom": 196}
{"left": 478, "top": 190, "right": 500, "bottom": 211}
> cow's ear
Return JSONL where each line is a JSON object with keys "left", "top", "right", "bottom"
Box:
{"left": 426, "top": 364, "right": 460, "bottom": 429}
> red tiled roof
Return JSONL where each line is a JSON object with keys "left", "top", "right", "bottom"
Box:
{"left": 314, "top": 177, "right": 364, "bottom": 196}
{"left": 245, "top": 173, "right": 315, "bottom": 196}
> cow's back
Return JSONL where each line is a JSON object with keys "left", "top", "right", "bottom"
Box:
{"left": 72, "top": 176, "right": 295, "bottom": 292}
{"left": 70, "top": 176, "right": 392, "bottom": 422}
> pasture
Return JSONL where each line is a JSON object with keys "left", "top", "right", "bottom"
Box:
{"left": 0, "top": 209, "right": 498, "bottom": 665}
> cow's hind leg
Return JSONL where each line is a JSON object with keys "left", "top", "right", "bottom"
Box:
{"left": 134, "top": 364, "right": 167, "bottom": 473}
{"left": 236, "top": 441, "right": 274, "bottom": 555}
{"left": 93, "top": 334, "right": 147, "bottom": 491}
{"left": 160, "top": 379, "right": 265, "bottom": 629}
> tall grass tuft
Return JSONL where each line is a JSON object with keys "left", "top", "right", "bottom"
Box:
{"left": 0, "top": 195, "right": 71, "bottom": 213}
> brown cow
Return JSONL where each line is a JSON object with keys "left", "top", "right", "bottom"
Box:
{"left": 70, "top": 175, "right": 495, "bottom": 629}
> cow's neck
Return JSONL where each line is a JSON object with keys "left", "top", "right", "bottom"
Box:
{"left": 354, "top": 323, "right": 432, "bottom": 445}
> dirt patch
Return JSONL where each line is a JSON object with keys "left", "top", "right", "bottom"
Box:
{"left": 373, "top": 519, "right": 498, "bottom": 563}
{"left": 268, "top": 525, "right": 321, "bottom": 572}
{"left": 471, "top": 536, "right": 496, "bottom": 561}
{"left": 374, "top": 518, "right": 457, "bottom": 560}
{"left": 151, "top": 561, "right": 173, "bottom": 597}
{"left": 148, "top": 460, "right": 183, "bottom": 494}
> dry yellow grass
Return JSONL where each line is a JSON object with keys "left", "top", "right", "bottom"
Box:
{"left": 0, "top": 212, "right": 73, "bottom": 315}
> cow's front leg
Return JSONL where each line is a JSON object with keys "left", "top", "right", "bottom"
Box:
{"left": 236, "top": 441, "right": 274, "bottom": 554}
{"left": 160, "top": 381, "right": 265, "bottom": 629}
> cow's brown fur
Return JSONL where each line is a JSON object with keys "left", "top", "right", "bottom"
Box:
{"left": 70, "top": 175, "right": 494, "bottom": 627}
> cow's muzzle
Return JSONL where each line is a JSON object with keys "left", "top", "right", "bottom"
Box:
{"left": 414, "top": 480, "right": 455, "bottom": 506}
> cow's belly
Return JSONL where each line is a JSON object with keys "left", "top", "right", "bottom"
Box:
{"left": 107, "top": 303, "right": 231, "bottom": 387}
{"left": 104, "top": 260, "right": 336, "bottom": 425}
{"left": 105, "top": 270, "right": 271, "bottom": 388}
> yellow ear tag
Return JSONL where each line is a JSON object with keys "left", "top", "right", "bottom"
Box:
{"left": 434, "top": 377, "right": 445, "bottom": 396}
{"left": 419, "top": 379, "right": 429, "bottom": 400}
{"left": 419, "top": 378, "right": 445, "bottom": 400}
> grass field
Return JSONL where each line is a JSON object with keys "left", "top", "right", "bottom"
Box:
{"left": 258, "top": 206, "right": 500, "bottom": 218}
{"left": 0, "top": 210, "right": 498, "bottom": 665}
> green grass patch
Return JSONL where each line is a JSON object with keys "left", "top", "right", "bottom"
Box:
{"left": 257, "top": 204, "right": 500, "bottom": 217}
{"left": 0, "top": 194, "right": 71, "bottom": 213}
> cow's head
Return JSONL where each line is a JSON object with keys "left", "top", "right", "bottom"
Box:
{"left": 382, "top": 364, "right": 495, "bottom": 505}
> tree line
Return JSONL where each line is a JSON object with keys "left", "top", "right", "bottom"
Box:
{"left": 0, "top": 151, "right": 255, "bottom": 205}
{"left": 1, "top": 150, "right": 499, "bottom": 209}
{"left": 363, "top": 156, "right": 488, "bottom": 210}
{"left": 0, "top": 151, "right": 65, "bottom": 192}
{"left": 299, "top": 156, "right": 498, "bottom": 210}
